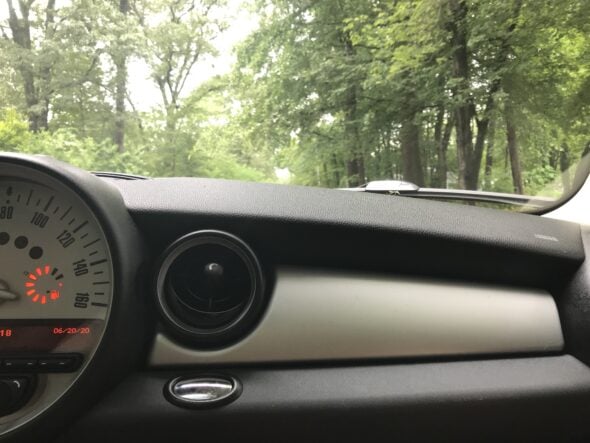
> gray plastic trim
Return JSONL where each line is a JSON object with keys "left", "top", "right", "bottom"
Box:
{"left": 150, "top": 268, "right": 564, "bottom": 365}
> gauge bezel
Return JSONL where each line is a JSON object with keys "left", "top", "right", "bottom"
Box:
{"left": 0, "top": 153, "right": 146, "bottom": 442}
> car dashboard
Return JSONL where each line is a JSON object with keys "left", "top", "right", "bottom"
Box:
{"left": 1, "top": 153, "right": 589, "bottom": 442}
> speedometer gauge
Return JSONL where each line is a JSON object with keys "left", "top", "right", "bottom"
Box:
{"left": 0, "top": 154, "right": 143, "bottom": 439}
{"left": 0, "top": 180, "right": 112, "bottom": 355}
{"left": 0, "top": 180, "right": 112, "bottom": 319}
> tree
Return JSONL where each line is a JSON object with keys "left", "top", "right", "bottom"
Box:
{"left": 233, "top": 0, "right": 380, "bottom": 187}
{"left": 1, "top": 0, "right": 589, "bottom": 199}
{"left": 113, "top": 0, "right": 130, "bottom": 152}
{"left": 128, "top": 0, "right": 227, "bottom": 174}
{"left": 131, "top": 0, "right": 225, "bottom": 131}
{"left": 4, "top": 0, "right": 56, "bottom": 131}
{"left": 1, "top": 0, "right": 135, "bottom": 143}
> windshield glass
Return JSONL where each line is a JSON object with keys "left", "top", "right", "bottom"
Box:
{"left": 1, "top": 0, "right": 589, "bottom": 210}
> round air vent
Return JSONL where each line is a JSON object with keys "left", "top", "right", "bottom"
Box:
{"left": 155, "top": 230, "right": 266, "bottom": 347}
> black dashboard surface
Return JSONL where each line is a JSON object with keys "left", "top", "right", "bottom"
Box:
{"left": 111, "top": 177, "right": 584, "bottom": 288}
{"left": 63, "top": 355, "right": 590, "bottom": 443}
{"left": 77, "top": 177, "right": 588, "bottom": 443}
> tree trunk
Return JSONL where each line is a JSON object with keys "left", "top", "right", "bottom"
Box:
{"left": 505, "top": 104, "right": 523, "bottom": 194}
{"left": 342, "top": 32, "right": 364, "bottom": 187}
{"left": 560, "top": 143, "right": 571, "bottom": 193}
{"left": 433, "top": 107, "right": 443, "bottom": 187}
{"left": 454, "top": 112, "right": 473, "bottom": 189}
{"left": 400, "top": 113, "right": 424, "bottom": 186}
{"left": 7, "top": 0, "right": 55, "bottom": 132}
{"left": 331, "top": 153, "right": 341, "bottom": 187}
{"left": 7, "top": 0, "right": 38, "bottom": 131}
{"left": 438, "top": 115, "right": 453, "bottom": 188}
{"left": 432, "top": 108, "right": 452, "bottom": 188}
{"left": 449, "top": 0, "right": 474, "bottom": 189}
{"left": 344, "top": 99, "right": 365, "bottom": 187}
{"left": 113, "top": 0, "right": 130, "bottom": 153}
{"left": 466, "top": 115, "right": 492, "bottom": 189}
{"left": 448, "top": 0, "right": 521, "bottom": 190}
{"left": 484, "top": 118, "right": 495, "bottom": 189}
{"left": 346, "top": 157, "right": 364, "bottom": 187}
{"left": 38, "top": 0, "right": 56, "bottom": 130}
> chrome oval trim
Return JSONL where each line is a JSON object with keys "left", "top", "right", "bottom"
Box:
{"left": 165, "top": 375, "right": 241, "bottom": 408}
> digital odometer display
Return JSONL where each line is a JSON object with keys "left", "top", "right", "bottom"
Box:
{"left": 0, "top": 178, "right": 112, "bottom": 354}
{"left": 0, "top": 319, "right": 103, "bottom": 353}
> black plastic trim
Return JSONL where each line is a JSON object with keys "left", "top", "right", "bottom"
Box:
{"left": 0, "top": 354, "right": 82, "bottom": 373}
{"left": 557, "top": 227, "right": 590, "bottom": 367}
{"left": 62, "top": 355, "right": 590, "bottom": 442}
{"left": 0, "top": 375, "right": 36, "bottom": 418}
{"left": 110, "top": 177, "right": 584, "bottom": 288}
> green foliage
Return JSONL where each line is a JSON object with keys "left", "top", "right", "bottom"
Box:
{"left": 0, "top": 109, "right": 128, "bottom": 172}
{"left": 0, "top": 107, "right": 269, "bottom": 181}
{"left": 0, "top": 109, "right": 30, "bottom": 150}
{"left": 229, "top": 0, "right": 590, "bottom": 195}
{"left": 0, "top": 0, "right": 589, "bottom": 203}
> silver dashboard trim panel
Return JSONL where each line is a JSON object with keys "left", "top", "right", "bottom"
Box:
{"left": 150, "top": 268, "right": 564, "bottom": 365}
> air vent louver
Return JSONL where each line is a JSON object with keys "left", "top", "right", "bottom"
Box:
{"left": 155, "top": 230, "right": 265, "bottom": 348}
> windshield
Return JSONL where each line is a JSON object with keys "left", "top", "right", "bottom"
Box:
{"left": 1, "top": 0, "right": 589, "bottom": 210}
